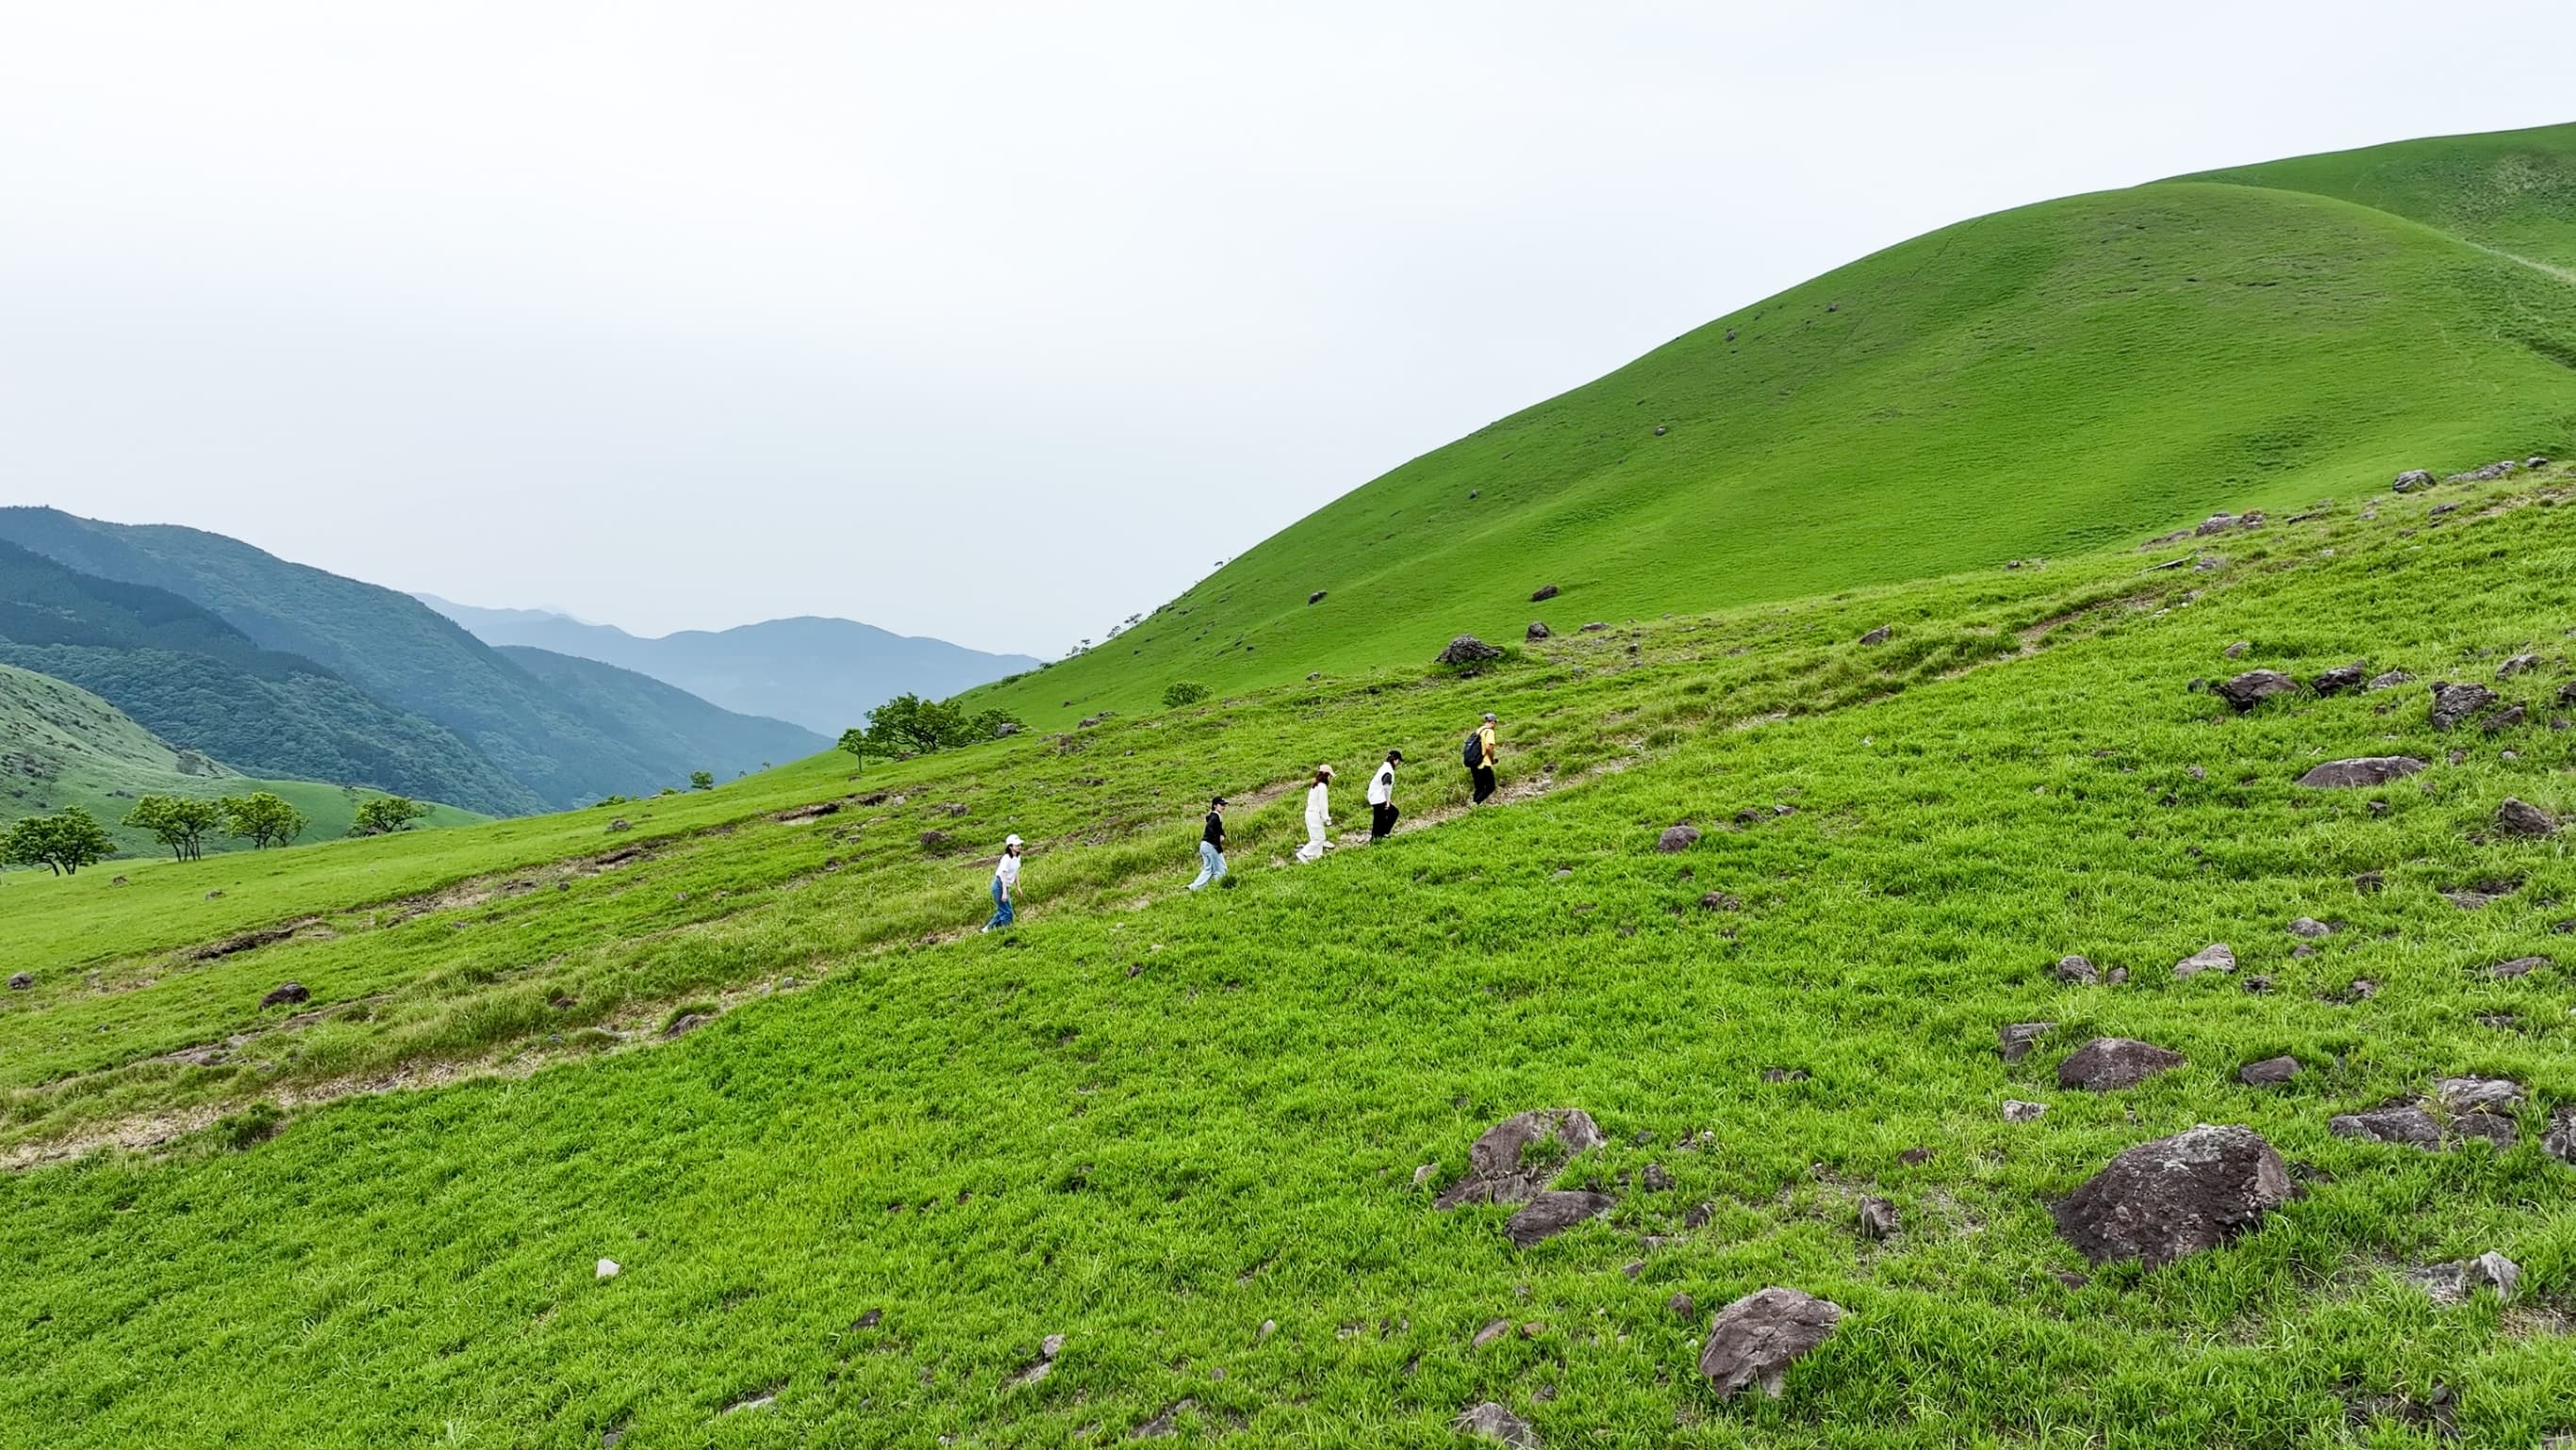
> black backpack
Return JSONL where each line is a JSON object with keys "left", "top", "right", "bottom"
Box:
{"left": 1462, "top": 729, "right": 1483, "bottom": 769}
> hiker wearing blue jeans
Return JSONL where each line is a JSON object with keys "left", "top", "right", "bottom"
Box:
{"left": 1188, "top": 796, "right": 1228, "bottom": 890}
{"left": 983, "top": 834, "right": 1023, "bottom": 932}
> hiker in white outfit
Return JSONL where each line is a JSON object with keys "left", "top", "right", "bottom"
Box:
{"left": 1295, "top": 765, "right": 1334, "bottom": 863}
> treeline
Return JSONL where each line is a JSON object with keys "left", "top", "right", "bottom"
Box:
{"left": 2, "top": 792, "right": 435, "bottom": 875}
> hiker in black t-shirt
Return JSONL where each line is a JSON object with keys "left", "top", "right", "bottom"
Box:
{"left": 1188, "top": 796, "right": 1228, "bottom": 890}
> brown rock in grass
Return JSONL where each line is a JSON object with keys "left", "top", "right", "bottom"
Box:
{"left": 1696, "top": 1287, "right": 1843, "bottom": 1399}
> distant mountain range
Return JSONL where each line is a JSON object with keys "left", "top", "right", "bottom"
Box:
{"left": 0, "top": 508, "right": 830, "bottom": 816}
{"left": 415, "top": 596, "right": 1043, "bottom": 736}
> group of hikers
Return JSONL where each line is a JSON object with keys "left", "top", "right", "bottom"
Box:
{"left": 983, "top": 711, "right": 1501, "bottom": 931}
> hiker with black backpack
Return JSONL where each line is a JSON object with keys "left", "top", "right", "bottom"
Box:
{"left": 1465, "top": 712, "right": 1499, "bottom": 803}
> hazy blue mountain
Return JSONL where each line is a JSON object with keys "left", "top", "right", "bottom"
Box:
{"left": 491, "top": 645, "right": 825, "bottom": 782}
{"left": 417, "top": 595, "right": 1043, "bottom": 735}
{"left": 0, "top": 538, "right": 537, "bottom": 815}
{"left": 0, "top": 508, "right": 821, "bottom": 807}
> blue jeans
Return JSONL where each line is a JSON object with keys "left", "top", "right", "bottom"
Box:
{"left": 985, "top": 877, "right": 1015, "bottom": 931}
{"left": 1188, "top": 841, "right": 1226, "bottom": 890}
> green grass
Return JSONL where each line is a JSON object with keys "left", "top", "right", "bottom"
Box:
{"left": 973, "top": 125, "right": 2576, "bottom": 727}
{"left": 0, "top": 662, "right": 484, "bottom": 862}
{"left": 8, "top": 461, "right": 2576, "bottom": 1445}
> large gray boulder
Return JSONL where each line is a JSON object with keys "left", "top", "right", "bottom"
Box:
{"left": 1437, "top": 635, "right": 1506, "bottom": 666}
{"left": 2215, "top": 670, "right": 2299, "bottom": 712}
{"left": 1696, "top": 1287, "right": 1843, "bottom": 1399}
{"left": 2392, "top": 469, "right": 2435, "bottom": 492}
{"left": 1435, "top": 1109, "right": 1606, "bottom": 1208}
{"left": 2497, "top": 798, "right": 2558, "bottom": 837}
{"left": 2057, "top": 1037, "right": 2186, "bottom": 1091}
{"left": 2295, "top": 756, "right": 2424, "bottom": 788}
{"left": 2051, "top": 1124, "right": 2294, "bottom": 1266}
{"left": 2429, "top": 682, "right": 2498, "bottom": 731}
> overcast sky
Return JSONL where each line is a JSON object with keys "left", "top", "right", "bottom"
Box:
{"left": 3, "top": 3, "right": 2568, "bottom": 656}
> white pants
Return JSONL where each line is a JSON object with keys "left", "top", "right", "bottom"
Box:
{"left": 1296, "top": 818, "right": 1329, "bottom": 863}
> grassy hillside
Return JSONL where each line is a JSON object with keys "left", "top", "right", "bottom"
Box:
{"left": 2185, "top": 120, "right": 2576, "bottom": 272}
{"left": 424, "top": 596, "right": 1045, "bottom": 737}
{"left": 7, "top": 461, "right": 2576, "bottom": 1444}
{"left": 493, "top": 644, "right": 827, "bottom": 783}
{"left": 970, "top": 129, "right": 2576, "bottom": 728}
{"left": 0, "top": 540, "right": 537, "bottom": 816}
{"left": 0, "top": 509, "right": 813, "bottom": 809}
{"left": 0, "top": 662, "right": 483, "bottom": 860}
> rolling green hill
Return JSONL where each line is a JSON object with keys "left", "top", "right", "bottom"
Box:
{"left": 0, "top": 662, "right": 483, "bottom": 860}
{"left": 0, "top": 509, "right": 832, "bottom": 808}
{"left": 0, "top": 539, "right": 540, "bottom": 816}
{"left": 6, "top": 467, "right": 2576, "bottom": 1445}
{"left": 973, "top": 125, "right": 2576, "bottom": 726}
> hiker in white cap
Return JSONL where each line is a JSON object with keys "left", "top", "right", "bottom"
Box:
{"left": 983, "top": 834, "right": 1024, "bottom": 931}
{"left": 1295, "top": 766, "right": 1335, "bottom": 863}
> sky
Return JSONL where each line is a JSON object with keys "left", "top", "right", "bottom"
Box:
{"left": 2, "top": 3, "right": 2570, "bottom": 658}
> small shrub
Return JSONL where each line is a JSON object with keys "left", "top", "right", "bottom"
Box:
{"left": 1163, "top": 682, "right": 1211, "bottom": 708}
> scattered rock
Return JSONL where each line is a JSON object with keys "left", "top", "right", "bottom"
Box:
{"left": 2447, "top": 459, "right": 2519, "bottom": 483}
{"left": 1667, "top": 1292, "right": 1696, "bottom": 1318}
{"left": 2408, "top": 1252, "right": 2520, "bottom": 1306}
{"left": 1436, "top": 1109, "right": 1607, "bottom": 1208}
{"left": 1578, "top": 621, "right": 1608, "bottom": 632}
{"left": 1697, "top": 1287, "right": 1842, "bottom": 1399}
{"left": 2058, "top": 1037, "right": 2185, "bottom": 1090}
{"left": 2333, "top": 978, "right": 2380, "bottom": 1003}
{"left": 2365, "top": 668, "right": 2416, "bottom": 693}
{"left": 2498, "top": 798, "right": 2558, "bottom": 837}
{"left": 1760, "top": 1068, "right": 1808, "bottom": 1083}
{"left": 662, "top": 1013, "right": 712, "bottom": 1039}
{"left": 1131, "top": 1398, "right": 1197, "bottom": 1439}
{"left": 2239, "top": 1056, "right": 2300, "bottom": 1086}
{"left": 596, "top": 1258, "right": 620, "bottom": 1278}
{"left": 917, "top": 830, "right": 953, "bottom": 851}
{"left": 2490, "top": 955, "right": 2549, "bottom": 980}
{"left": 1436, "top": 635, "right": 1506, "bottom": 666}
{"left": 2485, "top": 703, "right": 2528, "bottom": 733}
{"left": 2174, "top": 943, "right": 2237, "bottom": 978}
{"left": 1451, "top": 1401, "right": 1538, "bottom": 1449}
{"left": 2000, "top": 1021, "right": 2054, "bottom": 1063}
{"left": 1526, "top": 621, "right": 1551, "bottom": 640}
{"left": 1473, "top": 1318, "right": 1511, "bottom": 1349}
{"left": 2223, "top": 640, "right": 2252, "bottom": 659}
{"left": 1697, "top": 891, "right": 1740, "bottom": 912}
{"left": 1858, "top": 625, "right": 1891, "bottom": 646}
{"left": 1308, "top": 590, "right": 1327, "bottom": 605}
{"left": 2247, "top": 972, "right": 2279, "bottom": 990}
{"left": 1857, "top": 1197, "right": 1900, "bottom": 1241}
{"left": 2051, "top": 1125, "right": 2294, "bottom": 1266}
{"left": 2215, "top": 670, "right": 2298, "bottom": 711}
{"left": 2311, "top": 662, "right": 2370, "bottom": 695}
{"left": 604, "top": 817, "right": 632, "bottom": 833}
{"left": 2435, "top": 1076, "right": 2524, "bottom": 1115}
{"left": 2354, "top": 870, "right": 2384, "bottom": 894}
{"left": 1505, "top": 1188, "right": 1616, "bottom": 1247}
{"left": 2429, "top": 682, "right": 2498, "bottom": 731}
{"left": 2331, "top": 1104, "right": 2444, "bottom": 1149}
{"left": 2543, "top": 1106, "right": 2576, "bottom": 1164}
{"left": 6, "top": 973, "right": 28, "bottom": 991}
{"left": 1531, "top": 585, "right": 1559, "bottom": 602}
{"left": 2497, "top": 652, "right": 2541, "bottom": 679}
{"left": 259, "top": 981, "right": 310, "bottom": 1009}
{"left": 2295, "top": 755, "right": 2425, "bottom": 793}
{"left": 2288, "top": 917, "right": 2332, "bottom": 938}
{"left": 1655, "top": 825, "right": 1700, "bottom": 853}
{"left": 1897, "top": 1146, "right": 1934, "bottom": 1166}
{"left": 2003, "top": 1099, "right": 2049, "bottom": 1123}
{"left": 2051, "top": 954, "right": 2098, "bottom": 985}
{"left": 2391, "top": 470, "right": 2435, "bottom": 492}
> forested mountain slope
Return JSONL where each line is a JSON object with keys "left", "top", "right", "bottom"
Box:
{"left": 492, "top": 645, "right": 826, "bottom": 782}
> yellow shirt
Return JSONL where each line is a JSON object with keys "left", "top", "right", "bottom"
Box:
{"left": 1477, "top": 723, "right": 1496, "bottom": 765}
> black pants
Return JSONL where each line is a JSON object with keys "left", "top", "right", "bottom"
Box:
{"left": 1370, "top": 801, "right": 1397, "bottom": 840}
{"left": 1472, "top": 765, "right": 1497, "bottom": 803}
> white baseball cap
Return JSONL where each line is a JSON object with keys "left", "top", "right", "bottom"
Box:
{"left": 1004, "top": 833, "right": 1023, "bottom": 847}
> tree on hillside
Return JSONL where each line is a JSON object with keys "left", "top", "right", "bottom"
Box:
{"left": 221, "top": 792, "right": 309, "bottom": 849}
{"left": 3, "top": 808, "right": 114, "bottom": 876}
{"left": 125, "top": 794, "right": 223, "bottom": 861}
{"left": 350, "top": 796, "right": 431, "bottom": 836}
{"left": 1162, "top": 682, "right": 1210, "bottom": 708}
{"left": 839, "top": 695, "right": 1025, "bottom": 762}
{"left": 690, "top": 770, "right": 714, "bottom": 791}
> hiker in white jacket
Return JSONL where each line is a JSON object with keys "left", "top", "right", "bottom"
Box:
{"left": 1296, "top": 765, "right": 1334, "bottom": 863}
{"left": 1367, "top": 750, "right": 1402, "bottom": 841}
